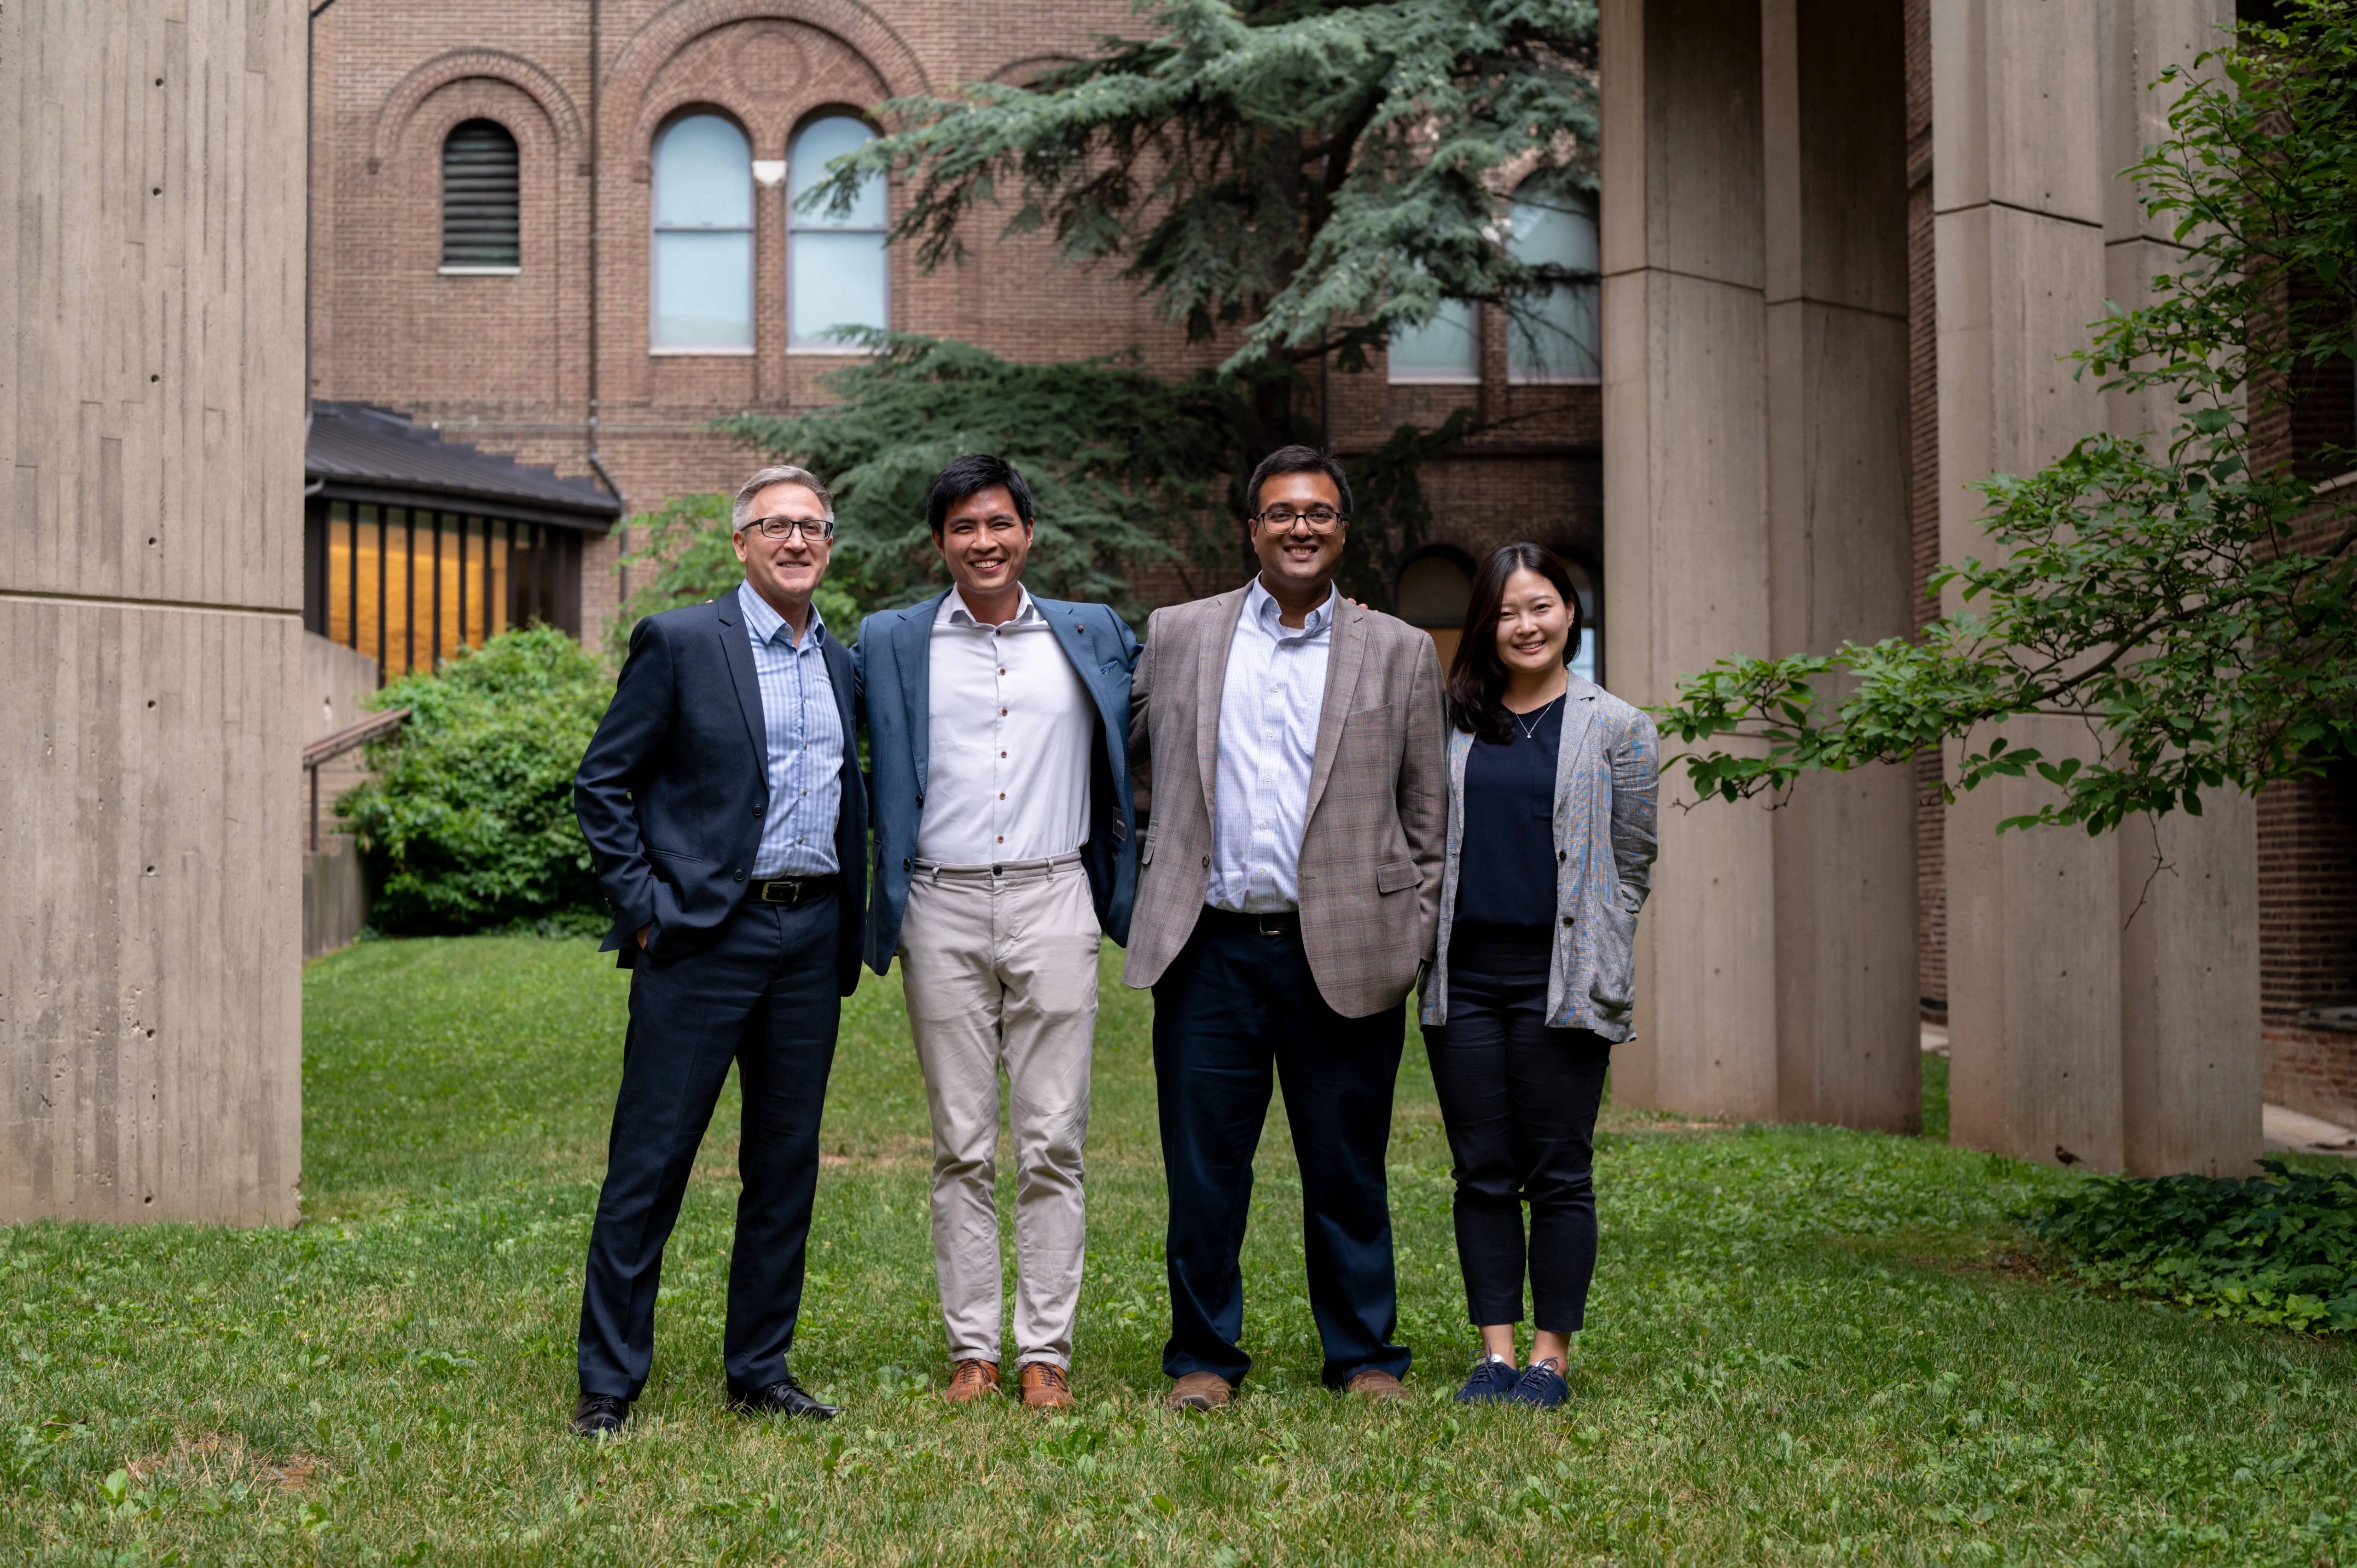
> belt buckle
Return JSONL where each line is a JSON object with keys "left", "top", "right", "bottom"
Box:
{"left": 1255, "top": 914, "right": 1287, "bottom": 939}
{"left": 763, "top": 878, "right": 799, "bottom": 906}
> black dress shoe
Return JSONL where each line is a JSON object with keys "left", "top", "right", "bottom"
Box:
{"left": 570, "top": 1392, "right": 630, "bottom": 1437}
{"left": 728, "top": 1374, "right": 840, "bottom": 1421}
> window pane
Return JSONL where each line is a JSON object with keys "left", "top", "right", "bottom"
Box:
{"left": 655, "top": 230, "right": 754, "bottom": 348}
{"left": 383, "top": 508, "right": 413, "bottom": 677}
{"left": 654, "top": 115, "right": 752, "bottom": 228}
{"left": 328, "top": 503, "right": 353, "bottom": 647}
{"left": 790, "top": 230, "right": 887, "bottom": 343}
{"left": 355, "top": 505, "right": 383, "bottom": 670}
{"left": 1388, "top": 298, "right": 1479, "bottom": 382}
{"left": 789, "top": 116, "right": 884, "bottom": 229}
{"left": 485, "top": 522, "right": 510, "bottom": 636}
{"left": 1509, "top": 192, "right": 1601, "bottom": 382}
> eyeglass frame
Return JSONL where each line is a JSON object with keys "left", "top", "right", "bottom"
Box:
{"left": 737, "top": 514, "right": 838, "bottom": 543}
{"left": 1250, "top": 504, "right": 1349, "bottom": 534}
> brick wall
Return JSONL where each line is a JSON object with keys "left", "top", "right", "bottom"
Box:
{"left": 311, "top": 0, "right": 1599, "bottom": 645}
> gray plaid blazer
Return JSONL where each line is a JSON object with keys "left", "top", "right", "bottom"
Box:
{"left": 1121, "top": 585, "right": 1448, "bottom": 1018}
{"left": 1418, "top": 674, "right": 1660, "bottom": 1043}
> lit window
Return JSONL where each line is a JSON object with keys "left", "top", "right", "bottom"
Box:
{"left": 788, "top": 115, "right": 888, "bottom": 348}
{"left": 441, "top": 120, "right": 520, "bottom": 271}
{"left": 652, "top": 115, "right": 754, "bottom": 351}
{"left": 1388, "top": 298, "right": 1480, "bottom": 383}
{"left": 1508, "top": 187, "right": 1600, "bottom": 383}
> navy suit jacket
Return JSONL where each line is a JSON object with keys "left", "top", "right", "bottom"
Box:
{"left": 855, "top": 590, "right": 1140, "bottom": 974}
{"left": 575, "top": 594, "right": 867, "bottom": 995}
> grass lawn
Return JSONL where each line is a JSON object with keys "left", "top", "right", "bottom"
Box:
{"left": 5, "top": 935, "right": 2354, "bottom": 1565}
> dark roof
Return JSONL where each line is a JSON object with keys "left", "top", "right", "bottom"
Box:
{"left": 305, "top": 402, "right": 621, "bottom": 532}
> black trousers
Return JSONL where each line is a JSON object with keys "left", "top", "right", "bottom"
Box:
{"left": 1152, "top": 910, "right": 1411, "bottom": 1388}
{"left": 1424, "top": 925, "right": 1611, "bottom": 1335}
{"left": 577, "top": 894, "right": 841, "bottom": 1400}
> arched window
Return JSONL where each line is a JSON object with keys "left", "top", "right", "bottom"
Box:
{"left": 788, "top": 115, "right": 888, "bottom": 348}
{"left": 1396, "top": 547, "right": 1476, "bottom": 667}
{"left": 652, "top": 114, "right": 754, "bottom": 351}
{"left": 441, "top": 120, "right": 519, "bottom": 271}
{"left": 1508, "top": 186, "right": 1600, "bottom": 383}
{"left": 1388, "top": 298, "right": 1480, "bottom": 383}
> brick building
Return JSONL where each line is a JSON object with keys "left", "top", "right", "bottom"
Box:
{"left": 303, "top": 0, "right": 1601, "bottom": 672}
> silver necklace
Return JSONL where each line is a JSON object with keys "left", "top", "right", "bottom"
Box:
{"left": 1512, "top": 693, "right": 1563, "bottom": 742}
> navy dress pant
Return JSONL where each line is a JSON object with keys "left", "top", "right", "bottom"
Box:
{"left": 1151, "top": 910, "right": 1411, "bottom": 1388}
{"left": 577, "top": 894, "right": 841, "bottom": 1400}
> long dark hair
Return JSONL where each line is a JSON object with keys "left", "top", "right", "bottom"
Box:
{"left": 1445, "top": 543, "right": 1584, "bottom": 743}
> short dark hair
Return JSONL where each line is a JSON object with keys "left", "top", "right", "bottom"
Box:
{"left": 925, "top": 453, "right": 1035, "bottom": 537}
{"left": 1244, "top": 444, "right": 1353, "bottom": 521}
{"left": 1445, "top": 543, "right": 1585, "bottom": 744}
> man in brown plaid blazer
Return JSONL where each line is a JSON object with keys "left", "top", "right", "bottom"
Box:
{"left": 1124, "top": 445, "right": 1447, "bottom": 1409}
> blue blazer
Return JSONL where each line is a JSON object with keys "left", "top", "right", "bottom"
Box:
{"left": 855, "top": 590, "right": 1141, "bottom": 974}
{"left": 575, "top": 595, "right": 867, "bottom": 994}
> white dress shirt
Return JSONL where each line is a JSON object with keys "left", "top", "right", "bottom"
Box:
{"left": 1208, "top": 578, "right": 1335, "bottom": 913}
{"left": 737, "top": 581, "right": 844, "bottom": 877}
{"left": 915, "top": 585, "right": 1096, "bottom": 866}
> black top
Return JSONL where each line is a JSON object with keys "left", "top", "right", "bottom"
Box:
{"left": 1455, "top": 696, "right": 1563, "bottom": 930}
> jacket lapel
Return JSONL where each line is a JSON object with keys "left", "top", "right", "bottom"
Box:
{"left": 1196, "top": 587, "right": 1251, "bottom": 816}
{"left": 1303, "top": 596, "right": 1368, "bottom": 824}
{"left": 714, "top": 594, "right": 768, "bottom": 767}
{"left": 1556, "top": 673, "right": 1601, "bottom": 801}
{"left": 898, "top": 592, "right": 946, "bottom": 799}
{"left": 819, "top": 627, "right": 858, "bottom": 780}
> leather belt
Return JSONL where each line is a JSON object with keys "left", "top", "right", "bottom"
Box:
{"left": 1202, "top": 906, "right": 1300, "bottom": 939}
{"left": 752, "top": 874, "right": 840, "bottom": 906}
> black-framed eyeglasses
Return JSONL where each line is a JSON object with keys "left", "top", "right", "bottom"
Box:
{"left": 1252, "top": 505, "right": 1346, "bottom": 533}
{"left": 740, "top": 515, "right": 836, "bottom": 542}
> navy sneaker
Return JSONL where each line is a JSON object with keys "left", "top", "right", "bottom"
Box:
{"left": 1456, "top": 1353, "right": 1521, "bottom": 1404}
{"left": 1507, "top": 1357, "right": 1569, "bottom": 1409}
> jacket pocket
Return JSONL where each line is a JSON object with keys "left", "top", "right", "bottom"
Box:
{"left": 1375, "top": 858, "right": 1420, "bottom": 895}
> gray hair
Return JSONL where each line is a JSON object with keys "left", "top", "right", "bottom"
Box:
{"left": 731, "top": 464, "right": 835, "bottom": 531}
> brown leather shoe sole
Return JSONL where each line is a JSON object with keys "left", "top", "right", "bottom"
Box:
{"left": 942, "top": 1359, "right": 1002, "bottom": 1405}
{"left": 1345, "top": 1369, "right": 1407, "bottom": 1401}
{"left": 1165, "top": 1371, "right": 1233, "bottom": 1411}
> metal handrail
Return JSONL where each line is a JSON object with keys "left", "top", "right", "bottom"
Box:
{"left": 304, "top": 707, "right": 408, "bottom": 852}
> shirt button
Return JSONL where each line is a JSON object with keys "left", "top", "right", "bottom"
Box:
{"left": 999, "top": 792, "right": 1006, "bottom": 800}
{"left": 997, "top": 835, "right": 1004, "bottom": 843}
{"left": 1001, "top": 709, "right": 1009, "bottom": 716}
{"left": 1562, "top": 915, "right": 1575, "bottom": 927}
{"left": 1000, "top": 751, "right": 1007, "bottom": 759}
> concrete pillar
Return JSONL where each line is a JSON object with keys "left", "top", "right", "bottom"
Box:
{"left": 1933, "top": 0, "right": 2256, "bottom": 1173}
{"left": 0, "top": 2, "right": 306, "bottom": 1223}
{"left": 1761, "top": 0, "right": 1920, "bottom": 1132}
{"left": 1601, "top": 0, "right": 1776, "bottom": 1119}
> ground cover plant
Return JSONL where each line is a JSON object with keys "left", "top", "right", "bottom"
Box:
{"left": 2030, "top": 1161, "right": 2357, "bottom": 1335}
{"left": 4, "top": 936, "right": 2355, "bottom": 1563}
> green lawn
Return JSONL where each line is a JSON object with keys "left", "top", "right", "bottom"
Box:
{"left": 5, "top": 936, "right": 2354, "bottom": 1564}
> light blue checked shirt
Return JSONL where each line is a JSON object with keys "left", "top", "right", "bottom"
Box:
{"left": 737, "top": 581, "right": 844, "bottom": 877}
{"left": 1208, "top": 578, "right": 1335, "bottom": 913}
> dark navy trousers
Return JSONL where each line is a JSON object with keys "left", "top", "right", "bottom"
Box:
{"left": 577, "top": 894, "right": 840, "bottom": 1400}
{"left": 1151, "top": 910, "right": 1411, "bottom": 1389}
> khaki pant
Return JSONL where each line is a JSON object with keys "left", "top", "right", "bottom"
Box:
{"left": 899, "top": 855, "right": 1098, "bottom": 1371}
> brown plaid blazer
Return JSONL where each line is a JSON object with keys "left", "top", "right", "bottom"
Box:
{"left": 1121, "top": 585, "right": 1448, "bottom": 1018}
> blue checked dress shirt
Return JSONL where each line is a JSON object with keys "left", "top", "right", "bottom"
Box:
{"left": 737, "top": 581, "right": 844, "bottom": 877}
{"left": 1207, "top": 578, "right": 1335, "bottom": 913}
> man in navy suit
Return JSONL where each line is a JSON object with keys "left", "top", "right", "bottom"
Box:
{"left": 569, "top": 464, "right": 867, "bottom": 1436}
{"left": 857, "top": 455, "right": 1140, "bottom": 1410}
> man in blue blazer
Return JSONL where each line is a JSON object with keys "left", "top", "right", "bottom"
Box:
{"left": 569, "top": 464, "right": 866, "bottom": 1436}
{"left": 857, "top": 454, "right": 1139, "bottom": 1410}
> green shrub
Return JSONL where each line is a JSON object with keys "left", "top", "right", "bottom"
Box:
{"left": 338, "top": 627, "right": 611, "bottom": 934}
{"left": 2027, "top": 1160, "right": 2357, "bottom": 1334}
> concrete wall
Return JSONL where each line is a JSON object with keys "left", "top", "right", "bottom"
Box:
{"left": 1602, "top": 0, "right": 1917, "bottom": 1127}
{"left": 301, "top": 633, "right": 379, "bottom": 958}
{"left": 1934, "top": 0, "right": 2257, "bottom": 1176}
{"left": 1, "top": 1, "right": 306, "bottom": 1224}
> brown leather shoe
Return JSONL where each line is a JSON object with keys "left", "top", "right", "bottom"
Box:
{"left": 1345, "top": 1368, "right": 1407, "bottom": 1401}
{"left": 942, "top": 1359, "right": 1001, "bottom": 1405}
{"left": 1165, "top": 1371, "right": 1233, "bottom": 1411}
{"left": 1017, "top": 1361, "right": 1075, "bottom": 1410}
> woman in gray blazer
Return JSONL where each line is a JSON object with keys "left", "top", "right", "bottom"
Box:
{"left": 1420, "top": 543, "right": 1658, "bottom": 1409}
